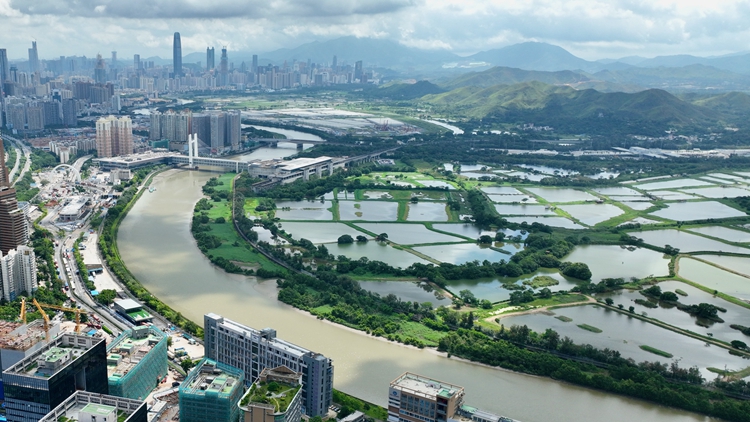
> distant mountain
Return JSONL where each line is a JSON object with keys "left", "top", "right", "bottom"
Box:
{"left": 590, "top": 64, "right": 750, "bottom": 92}
{"left": 370, "top": 81, "right": 445, "bottom": 100}
{"left": 463, "top": 42, "right": 631, "bottom": 73}
{"left": 421, "top": 81, "right": 718, "bottom": 127}
{"left": 259, "top": 36, "right": 459, "bottom": 70}
{"left": 612, "top": 53, "right": 750, "bottom": 74}
{"left": 440, "top": 66, "right": 644, "bottom": 93}
{"left": 680, "top": 91, "right": 750, "bottom": 120}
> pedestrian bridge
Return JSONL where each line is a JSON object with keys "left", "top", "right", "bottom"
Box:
{"left": 253, "top": 138, "right": 327, "bottom": 149}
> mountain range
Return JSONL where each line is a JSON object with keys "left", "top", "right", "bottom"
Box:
{"left": 178, "top": 37, "right": 750, "bottom": 77}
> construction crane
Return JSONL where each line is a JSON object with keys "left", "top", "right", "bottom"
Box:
{"left": 32, "top": 299, "right": 88, "bottom": 339}
{"left": 20, "top": 297, "right": 26, "bottom": 325}
{"left": 31, "top": 299, "right": 51, "bottom": 341}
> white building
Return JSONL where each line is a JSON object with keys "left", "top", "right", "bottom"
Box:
{"left": 0, "top": 245, "right": 37, "bottom": 301}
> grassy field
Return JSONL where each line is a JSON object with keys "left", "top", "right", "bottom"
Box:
{"left": 397, "top": 321, "right": 447, "bottom": 347}
{"left": 639, "top": 344, "right": 673, "bottom": 358}
{"left": 577, "top": 323, "right": 603, "bottom": 333}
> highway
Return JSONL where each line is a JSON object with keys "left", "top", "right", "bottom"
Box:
{"left": 3, "top": 135, "right": 32, "bottom": 185}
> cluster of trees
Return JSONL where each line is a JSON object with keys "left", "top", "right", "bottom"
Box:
{"left": 73, "top": 236, "right": 95, "bottom": 291}
{"left": 438, "top": 329, "right": 750, "bottom": 422}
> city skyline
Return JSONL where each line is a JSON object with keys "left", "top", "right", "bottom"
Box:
{"left": 0, "top": 1, "right": 749, "bottom": 61}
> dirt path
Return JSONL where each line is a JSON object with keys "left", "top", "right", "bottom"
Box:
{"left": 484, "top": 296, "right": 597, "bottom": 323}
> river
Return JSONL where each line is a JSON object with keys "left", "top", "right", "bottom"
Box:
{"left": 116, "top": 167, "right": 717, "bottom": 422}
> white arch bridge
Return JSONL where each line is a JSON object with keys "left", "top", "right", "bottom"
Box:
{"left": 53, "top": 164, "right": 81, "bottom": 183}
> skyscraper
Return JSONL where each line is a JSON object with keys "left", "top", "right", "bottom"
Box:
{"left": 252, "top": 54, "right": 258, "bottom": 73}
{"left": 96, "top": 115, "right": 133, "bottom": 158}
{"left": 206, "top": 47, "right": 215, "bottom": 70}
{"left": 133, "top": 54, "right": 141, "bottom": 71}
{"left": 94, "top": 54, "right": 107, "bottom": 84}
{"left": 27, "top": 41, "right": 39, "bottom": 74}
{"left": 0, "top": 187, "right": 29, "bottom": 259}
{"left": 0, "top": 48, "right": 9, "bottom": 97}
{"left": 332, "top": 55, "right": 337, "bottom": 70}
{"left": 219, "top": 47, "right": 228, "bottom": 86}
{"left": 354, "top": 60, "right": 363, "bottom": 81}
{"left": 111, "top": 51, "right": 117, "bottom": 68}
{"left": 173, "top": 32, "right": 183, "bottom": 78}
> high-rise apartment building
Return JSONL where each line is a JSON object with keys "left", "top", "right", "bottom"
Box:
{"left": 173, "top": 32, "right": 183, "bottom": 78}
{"left": 61, "top": 99, "right": 78, "bottom": 127}
{"left": 0, "top": 48, "right": 8, "bottom": 98}
{"left": 354, "top": 60, "right": 363, "bottom": 81}
{"left": 0, "top": 186, "right": 29, "bottom": 255}
{"left": 252, "top": 54, "right": 258, "bottom": 74}
{"left": 204, "top": 313, "right": 333, "bottom": 417}
{"left": 0, "top": 246, "right": 37, "bottom": 301}
{"left": 96, "top": 115, "right": 133, "bottom": 158}
{"left": 27, "top": 41, "right": 39, "bottom": 75}
{"left": 133, "top": 54, "right": 141, "bottom": 71}
{"left": 387, "top": 373, "right": 465, "bottom": 422}
{"left": 207, "top": 47, "right": 215, "bottom": 70}
{"left": 3, "top": 334, "right": 108, "bottom": 422}
{"left": 209, "top": 113, "right": 226, "bottom": 151}
{"left": 94, "top": 54, "right": 107, "bottom": 84}
{"left": 111, "top": 51, "right": 118, "bottom": 68}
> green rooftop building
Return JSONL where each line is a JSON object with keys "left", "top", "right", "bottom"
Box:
{"left": 107, "top": 325, "right": 168, "bottom": 400}
{"left": 180, "top": 358, "right": 245, "bottom": 422}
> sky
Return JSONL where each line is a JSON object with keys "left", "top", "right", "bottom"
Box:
{"left": 1, "top": 0, "right": 750, "bottom": 61}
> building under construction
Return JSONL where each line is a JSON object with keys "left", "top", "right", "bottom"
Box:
{"left": 107, "top": 325, "right": 168, "bottom": 400}
{"left": 0, "top": 319, "right": 60, "bottom": 373}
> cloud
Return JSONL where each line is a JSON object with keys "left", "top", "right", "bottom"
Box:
{"left": 2, "top": 0, "right": 750, "bottom": 61}
{"left": 9, "top": 0, "right": 416, "bottom": 19}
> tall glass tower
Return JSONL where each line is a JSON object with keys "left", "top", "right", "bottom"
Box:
{"left": 173, "top": 32, "right": 183, "bottom": 77}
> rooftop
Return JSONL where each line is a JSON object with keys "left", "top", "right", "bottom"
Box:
{"left": 206, "top": 314, "right": 310, "bottom": 359}
{"left": 240, "top": 380, "right": 301, "bottom": 413}
{"left": 39, "top": 391, "right": 146, "bottom": 422}
{"left": 0, "top": 320, "right": 48, "bottom": 352}
{"left": 114, "top": 298, "right": 143, "bottom": 311}
{"left": 181, "top": 358, "right": 243, "bottom": 399}
{"left": 391, "top": 372, "right": 464, "bottom": 401}
{"left": 107, "top": 326, "right": 165, "bottom": 382}
{"left": 4, "top": 334, "right": 103, "bottom": 379}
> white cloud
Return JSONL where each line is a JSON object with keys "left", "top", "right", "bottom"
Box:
{"left": 1, "top": 0, "right": 749, "bottom": 61}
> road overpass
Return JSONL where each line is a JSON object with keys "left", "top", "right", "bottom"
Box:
{"left": 253, "top": 138, "right": 327, "bottom": 149}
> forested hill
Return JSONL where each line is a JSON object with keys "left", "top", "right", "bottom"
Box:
{"left": 420, "top": 81, "right": 721, "bottom": 128}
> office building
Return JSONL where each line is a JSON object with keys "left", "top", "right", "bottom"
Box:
{"left": 107, "top": 325, "right": 168, "bottom": 400}
{"left": 39, "top": 391, "right": 147, "bottom": 422}
{"left": 0, "top": 48, "right": 8, "bottom": 97}
{"left": 179, "top": 358, "right": 244, "bottom": 422}
{"left": 388, "top": 373, "right": 465, "bottom": 422}
{"left": 173, "top": 32, "right": 183, "bottom": 78}
{"left": 94, "top": 54, "right": 107, "bottom": 84}
{"left": 2, "top": 334, "right": 108, "bottom": 422}
{"left": 239, "top": 366, "right": 303, "bottom": 422}
{"left": 251, "top": 54, "right": 258, "bottom": 74}
{"left": 354, "top": 60, "right": 363, "bottom": 81}
{"left": 219, "top": 47, "right": 229, "bottom": 86}
{"left": 204, "top": 313, "right": 333, "bottom": 417}
{"left": 96, "top": 115, "right": 133, "bottom": 158}
{"left": 207, "top": 47, "right": 215, "bottom": 70}
{"left": 111, "top": 51, "right": 117, "bottom": 68}
{"left": 0, "top": 320, "right": 61, "bottom": 375}
{"left": 133, "top": 54, "right": 141, "bottom": 71}
{"left": 28, "top": 41, "right": 39, "bottom": 75}
{"left": 0, "top": 186, "right": 29, "bottom": 255}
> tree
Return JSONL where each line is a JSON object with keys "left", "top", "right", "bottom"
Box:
{"left": 605, "top": 298, "right": 614, "bottom": 306}
{"left": 376, "top": 233, "right": 389, "bottom": 242}
{"left": 181, "top": 358, "right": 195, "bottom": 372}
{"left": 731, "top": 340, "right": 748, "bottom": 350}
{"left": 539, "top": 287, "right": 552, "bottom": 299}
{"left": 356, "top": 235, "right": 368, "bottom": 243}
{"left": 96, "top": 289, "right": 117, "bottom": 305}
{"left": 495, "top": 232, "right": 506, "bottom": 242}
{"left": 215, "top": 216, "right": 226, "bottom": 224}
{"left": 410, "top": 196, "right": 419, "bottom": 203}
{"left": 167, "top": 336, "right": 173, "bottom": 347}
{"left": 478, "top": 235, "right": 493, "bottom": 244}
{"left": 560, "top": 262, "right": 592, "bottom": 280}
{"left": 459, "top": 289, "right": 477, "bottom": 305}
{"left": 338, "top": 234, "right": 354, "bottom": 244}
{"left": 659, "top": 291, "right": 678, "bottom": 302}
